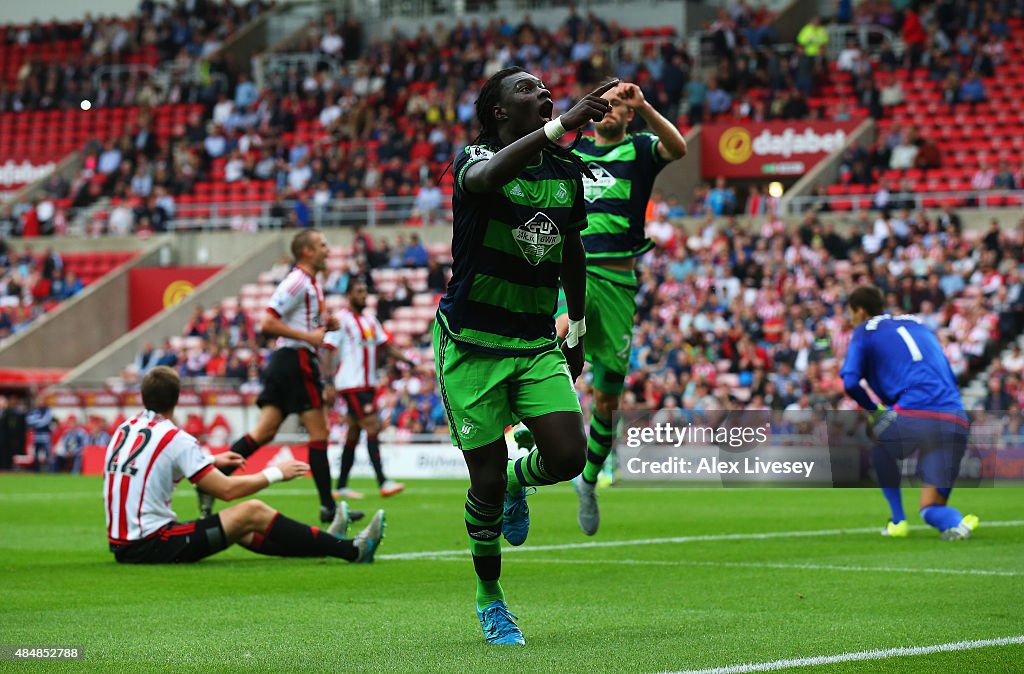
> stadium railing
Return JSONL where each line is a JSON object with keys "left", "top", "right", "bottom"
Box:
{"left": 90, "top": 63, "right": 231, "bottom": 101}
{"left": 786, "top": 189, "right": 1024, "bottom": 214}
{"left": 252, "top": 52, "right": 344, "bottom": 91}
{"left": 689, "top": 24, "right": 902, "bottom": 71}
{"left": 156, "top": 195, "right": 452, "bottom": 232}
{"left": 351, "top": 0, "right": 678, "bottom": 20}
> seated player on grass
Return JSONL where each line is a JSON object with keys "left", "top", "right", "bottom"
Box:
{"left": 104, "top": 366, "right": 385, "bottom": 564}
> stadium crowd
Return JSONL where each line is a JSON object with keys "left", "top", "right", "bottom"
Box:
{"left": 0, "top": 0, "right": 272, "bottom": 113}
{"left": 627, "top": 199, "right": 1024, "bottom": 419}
{"left": 0, "top": 241, "right": 82, "bottom": 340}
{"left": 2, "top": 1, "right": 1024, "bottom": 466}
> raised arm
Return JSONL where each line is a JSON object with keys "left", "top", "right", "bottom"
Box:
{"left": 617, "top": 83, "right": 687, "bottom": 161}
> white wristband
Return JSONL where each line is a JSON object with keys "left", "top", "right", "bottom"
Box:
{"left": 565, "top": 317, "right": 586, "bottom": 348}
{"left": 262, "top": 466, "right": 284, "bottom": 485}
{"left": 544, "top": 116, "right": 567, "bottom": 142}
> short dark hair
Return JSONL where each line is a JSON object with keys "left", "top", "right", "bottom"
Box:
{"left": 291, "top": 229, "right": 320, "bottom": 261}
{"left": 346, "top": 279, "right": 367, "bottom": 295}
{"left": 142, "top": 366, "right": 180, "bottom": 414}
{"left": 848, "top": 285, "right": 885, "bottom": 316}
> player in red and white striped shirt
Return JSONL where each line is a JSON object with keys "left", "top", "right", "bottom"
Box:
{"left": 323, "top": 280, "right": 415, "bottom": 499}
{"left": 107, "top": 366, "right": 385, "bottom": 564}
{"left": 206, "top": 230, "right": 348, "bottom": 525}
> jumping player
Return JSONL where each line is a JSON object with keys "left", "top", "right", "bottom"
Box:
{"left": 841, "top": 285, "right": 978, "bottom": 540}
{"left": 559, "top": 81, "right": 686, "bottom": 535}
{"left": 323, "top": 279, "right": 413, "bottom": 499}
{"left": 200, "top": 230, "right": 346, "bottom": 525}
{"left": 435, "top": 67, "right": 617, "bottom": 644}
{"left": 107, "top": 367, "right": 384, "bottom": 564}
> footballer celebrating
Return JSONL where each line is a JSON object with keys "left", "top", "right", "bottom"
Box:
{"left": 559, "top": 80, "right": 686, "bottom": 535}
{"left": 435, "top": 68, "right": 616, "bottom": 644}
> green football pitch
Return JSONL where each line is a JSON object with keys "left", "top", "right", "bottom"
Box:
{"left": 2, "top": 475, "right": 1022, "bottom": 673}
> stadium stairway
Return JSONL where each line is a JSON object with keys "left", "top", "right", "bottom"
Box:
{"left": 0, "top": 240, "right": 160, "bottom": 380}
{"left": 62, "top": 232, "right": 287, "bottom": 386}
{"left": 962, "top": 332, "right": 1024, "bottom": 409}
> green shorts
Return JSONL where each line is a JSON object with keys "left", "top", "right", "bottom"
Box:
{"left": 433, "top": 321, "right": 582, "bottom": 450}
{"left": 556, "top": 266, "right": 637, "bottom": 396}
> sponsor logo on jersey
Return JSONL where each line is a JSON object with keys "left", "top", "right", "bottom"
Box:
{"left": 513, "top": 213, "right": 562, "bottom": 266}
{"left": 582, "top": 163, "right": 616, "bottom": 202}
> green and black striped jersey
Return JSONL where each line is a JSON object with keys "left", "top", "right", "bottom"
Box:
{"left": 437, "top": 144, "right": 588, "bottom": 355}
{"left": 573, "top": 132, "right": 669, "bottom": 260}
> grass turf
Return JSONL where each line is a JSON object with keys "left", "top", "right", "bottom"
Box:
{"left": 1, "top": 475, "right": 1022, "bottom": 673}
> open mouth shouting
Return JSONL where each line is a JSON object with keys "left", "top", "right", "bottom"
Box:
{"left": 539, "top": 98, "right": 553, "bottom": 122}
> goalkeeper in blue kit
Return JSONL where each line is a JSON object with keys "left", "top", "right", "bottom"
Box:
{"left": 840, "top": 286, "right": 979, "bottom": 540}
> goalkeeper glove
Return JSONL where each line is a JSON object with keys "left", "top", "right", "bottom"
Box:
{"left": 868, "top": 404, "right": 896, "bottom": 438}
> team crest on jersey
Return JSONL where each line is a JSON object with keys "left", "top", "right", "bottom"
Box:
{"left": 554, "top": 182, "right": 569, "bottom": 204}
{"left": 582, "top": 163, "right": 616, "bottom": 203}
{"left": 513, "top": 213, "right": 562, "bottom": 266}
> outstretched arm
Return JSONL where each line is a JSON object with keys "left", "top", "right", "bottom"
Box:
{"left": 196, "top": 459, "right": 309, "bottom": 502}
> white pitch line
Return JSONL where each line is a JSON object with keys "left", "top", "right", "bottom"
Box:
{"left": 663, "top": 634, "right": 1024, "bottom": 674}
{"left": 376, "top": 520, "right": 1024, "bottom": 561}
{"left": 418, "top": 556, "right": 1022, "bottom": 577}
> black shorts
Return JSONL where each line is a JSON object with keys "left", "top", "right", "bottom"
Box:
{"left": 340, "top": 388, "right": 377, "bottom": 421}
{"left": 111, "top": 515, "right": 227, "bottom": 564}
{"left": 257, "top": 347, "right": 324, "bottom": 416}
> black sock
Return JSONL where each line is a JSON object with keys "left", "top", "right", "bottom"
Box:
{"left": 223, "top": 434, "right": 259, "bottom": 476}
{"left": 337, "top": 441, "right": 357, "bottom": 490}
{"left": 247, "top": 513, "right": 357, "bottom": 560}
{"left": 308, "top": 440, "right": 334, "bottom": 509}
{"left": 367, "top": 435, "right": 386, "bottom": 485}
{"left": 465, "top": 490, "right": 504, "bottom": 610}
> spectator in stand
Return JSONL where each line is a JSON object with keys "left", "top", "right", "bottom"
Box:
{"left": 994, "top": 161, "right": 1017, "bottom": 190}
{"left": 156, "top": 338, "right": 179, "bottom": 368}
{"left": 402, "top": 234, "right": 429, "bottom": 268}
{"left": 879, "top": 75, "right": 905, "bottom": 108}
{"left": 959, "top": 70, "right": 987, "bottom": 105}
{"left": 184, "top": 305, "right": 209, "bottom": 338}
{"left": 706, "top": 77, "right": 732, "bottom": 117}
{"left": 26, "top": 391, "right": 54, "bottom": 473}
{"left": 901, "top": 4, "right": 928, "bottom": 67}
{"left": 135, "top": 341, "right": 164, "bottom": 376}
{"left": 412, "top": 182, "right": 444, "bottom": 225}
{"left": 686, "top": 74, "right": 707, "bottom": 126}
{"left": 53, "top": 416, "right": 90, "bottom": 474}
{"left": 914, "top": 136, "right": 943, "bottom": 170}
{"left": 707, "top": 177, "right": 736, "bottom": 216}
{"left": 796, "top": 16, "right": 829, "bottom": 60}
{"left": 983, "top": 376, "right": 1014, "bottom": 411}
{"left": 971, "top": 162, "right": 996, "bottom": 191}
{"left": 889, "top": 130, "right": 919, "bottom": 170}
{"left": 836, "top": 37, "right": 862, "bottom": 72}
{"left": 0, "top": 395, "right": 26, "bottom": 470}
{"left": 427, "top": 257, "right": 448, "bottom": 293}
